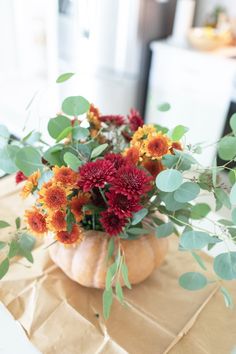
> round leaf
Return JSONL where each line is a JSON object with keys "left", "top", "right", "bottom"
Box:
{"left": 43, "top": 145, "right": 64, "bottom": 167}
{"left": 15, "top": 147, "right": 43, "bottom": 176}
{"left": 72, "top": 126, "right": 89, "bottom": 140}
{"left": 218, "top": 136, "right": 236, "bottom": 161}
{"left": 156, "top": 222, "right": 174, "bottom": 238}
{"left": 157, "top": 102, "right": 171, "bottom": 112}
{"left": 180, "top": 230, "right": 212, "bottom": 250}
{"left": 0, "top": 145, "right": 19, "bottom": 173}
{"left": 191, "top": 203, "right": 211, "bottom": 220}
{"left": 62, "top": 96, "right": 90, "bottom": 116}
{"left": 156, "top": 169, "right": 183, "bottom": 192}
{"left": 64, "top": 152, "right": 82, "bottom": 171}
{"left": 91, "top": 144, "right": 108, "bottom": 159}
{"left": 159, "top": 192, "right": 187, "bottom": 211}
{"left": 174, "top": 182, "right": 200, "bottom": 203}
{"left": 131, "top": 208, "right": 148, "bottom": 225}
{"left": 230, "top": 113, "right": 236, "bottom": 134}
{"left": 171, "top": 125, "right": 189, "bottom": 141}
{"left": 213, "top": 252, "right": 236, "bottom": 280}
{"left": 48, "top": 115, "right": 71, "bottom": 139}
{"left": 179, "top": 272, "right": 207, "bottom": 291}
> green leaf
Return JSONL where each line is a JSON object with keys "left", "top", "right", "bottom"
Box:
{"left": 154, "top": 124, "right": 169, "bottom": 134}
{"left": 191, "top": 203, "right": 211, "bottom": 220}
{"left": 0, "top": 241, "right": 6, "bottom": 250}
{"left": 56, "top": 126, "right": 72, "bottom": 143}
{"left": 62, "top": 96, "right": 90, "bottom": 116}
{"left": 229, "top": 169, "right": 236, "bottom": 185}
{"left": 0, "top": 145, "right": 20, "bottom": 173}
{"left": 0, "top": 124, "right": 10, "bottom": 139}
{"left": 115, "top": 281, "right": 124, "bottom": 303}
{"left": 37, "top": 170, "right": 54, "bottom": 189}
{"left": 103, "top": 288, "right": 113, "bottom": 320}
{"left": 213, "top": 252, "right": 236, "bottom": 280}
{"left": 72, "top": 126, "right": 89, "bottom": 140}
{"left": 19, "top": 249, "right": 34, "bottom": 263}
{"left": 63, "top": 152, "right": 82, "bottom": 171}
{"left": 162, "top": 154, "right": 178, "bottom": 169}
{"left": 171, "top": 125, "right": 189, "bottom": 141}
{"left": 8, "top": 240, "right": 20, "bottom": 259}
{"left": 0, "top": 258, "right": 9, "bottom": 279}
{"left": 131, "top": 208, "right": 148, "bottom": 225}
{"left": 43, "top": 145, "right": 64, "bottom": 166}
{"left": 230, "top": 183, "right": 236, "bottom": 205}
{"left": 107, "top": 238, "right": 115, "bottom": 259}
{"left": 0, "top": 220, "right": 10, "bottom": 229}
{"left": 191, "top": 251, "right": 207, "bottom": 270}
{"left": 15, "top": 147, "right": 43, "bottom": 176}
{"left": 230, "top": 113, "right": 236, "bottom": 135}
{"left": 121, "top": 263, "right": 131, "bottom": 289}
{"left": 212, "top": 158, "right": 217, "bottom": 187}
{"left": 218, "top": 136, "right": 236, "bottom": 161}
{"left": 174, "top": 182, "right": 200, "bottom": 203}
{"left": 180, "top": 231, "right": 212, "bottom": 250}
{"left": 156, "top": 222, "right": 174, "bottom": 238}
{"left": 157, "top": 102, "right": 171, "bottom": 112}
{"left": 220, "top": 286, "right": 234, "bottom": 309}
{"left": 214, "top": 188, "right": 231, "bottom": 209}
{"left": 15, "top": 217, "right": 21, "bottom": 230}
{"left": 48, "top": 115, "right": 71, "bottom": 139}
{"left": 179, "top": 272, "right": 207, "bottom": 291}
{"left": 56, "top": 72, "right": 75, "bottom": 83}
{"left": 105, "top": 263, "right": 117, "bottom": 290}
{"left": 91, "top": 144, "right": 108, "bottom": 159}
{"left": 156, "top": 169, "right": 183, "bottom": 192}
{"left": 127, "top": 228, "right": 149, "bottom": 236}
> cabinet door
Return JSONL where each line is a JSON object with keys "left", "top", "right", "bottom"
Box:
{"left": 145, "top": 44, "right": 236, "bottom": 166}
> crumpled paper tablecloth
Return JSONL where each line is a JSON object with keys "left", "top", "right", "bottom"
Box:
{"left": 0, "top": 175, "right": 236, "bottom": 354}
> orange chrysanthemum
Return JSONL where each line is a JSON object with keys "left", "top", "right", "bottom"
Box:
{"left": 56, "top": 224, "right": 83, "bottom": 245}
{"left": 70, "top": 192, "right": 91, "bottom": 222}
{"left": 53, "top": 166, "right": 78, "bottom": 186}
{"left": 38, "top": 183, "right": 68, "bottom": 210}
{"left": 20, "top": 170, "right": 41, "bottom": 198}
{"left": 87, "top": 104, "right": 101, "bottom": 131}
{"left": 142, "top": 159, "right": 165, "bottom": 178}
{"left": 47, "top": 209, "right": 67, "bottom": 232}
{"left": 123, "top": 146, "right": 140, "bottom": 165}
{"left": 145, "top": 133, "right": 171, "bottom": 159}
{"left": 25, "top": 207, "right": 47, "bottom": 236}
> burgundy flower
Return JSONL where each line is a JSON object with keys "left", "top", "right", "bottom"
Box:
{"left": 78, "top": 159, "right": 115, "bottom": 192}
{"left": 106, "top": 191, "right": 141, "bottom": 217}
{"left": 121, "top": 129, "right": 132, "bottom": 142}
{"left": 104, "top": 153, "right": 127, "bottom": 170}
{"left": 111, "top": 164, "right": 152, "bottom": 198}
{"left": 15, "top": 171, "right": 27, "bottom": 184}
{"left": 99, "top": 115, "right": 125, "bottom": 127}
{"left": 100, "top": 210, "right": 127, "bottom": 236}
{"left": 128, "top": 109, "right": 144, "bottom": 132}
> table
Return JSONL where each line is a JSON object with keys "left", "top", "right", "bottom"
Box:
{"left": 0, "top": 175, "right": 236, "bottom": 354}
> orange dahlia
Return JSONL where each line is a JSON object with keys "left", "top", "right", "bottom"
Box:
{"left": 70, "top": 192, "right": 91, "bottom": 222}
{"left": 25, "top": 207, "right": 47, "bottom": 236}
{"left": 38, "top": 183, "right": 68, "bottom": 210}
{"left": 145, "top": 133, "right": 170, "bottom": 159}
{"left": 47, "top": 209, "right": 67, "bottom": 232}
{"left": 20, "top": 170, "right": 41, "bottom": 198}
{"left": 53, "top": 166, "right": 78, "bottom": 186}
{"left": 56, "top": 224, "right": 83, "bottom": 245}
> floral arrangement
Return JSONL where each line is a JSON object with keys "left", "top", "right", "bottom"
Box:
{"left": 1, "top": 73, "right": 236, "bottom": 318}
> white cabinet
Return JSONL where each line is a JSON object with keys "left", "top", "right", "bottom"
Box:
{"left": 145, "top": 41, "right": 236, "bottom": 166}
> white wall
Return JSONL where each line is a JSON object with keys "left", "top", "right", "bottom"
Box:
{"left": 196, "top": 0, "right": 236, "bottom": 25}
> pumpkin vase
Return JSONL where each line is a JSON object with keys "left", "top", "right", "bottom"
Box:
{"left": 49, "top": 230, "right": 168, "bottom": 289}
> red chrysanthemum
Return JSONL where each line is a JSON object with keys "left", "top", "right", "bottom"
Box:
{"left": 111, "top": 164, "right": 152, "bottom": 198}
{"left": 106, "top": 191, "right": 141, "bottom": 217}
{"left": 142, "top": 159, "right": 165, "bottom": 178}
{"left": 128, "top": 109, "right": 144, "bottom": 132}
{"left": 104, "top": 153, "right": 127, "bottom": 170}
{"left": 15, "top": 171, "right": 27, "bottom": 184}
{"left": 99, "top": 115, "right": 125, "bottom": 127}
{"left": 78, "top": 159, "right": 115, "bottom": 192}
{"left": 56, "top": 224, "right": 83, "bottom": 245}
{"left": 100, "top": 210, "right": 127, "bottom": 236}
